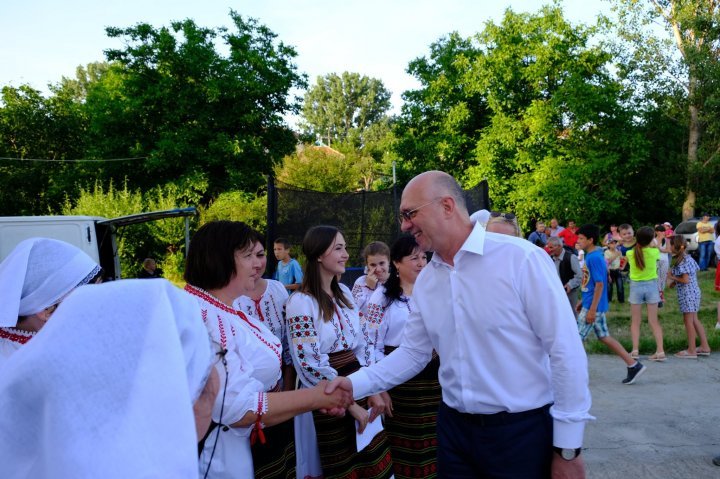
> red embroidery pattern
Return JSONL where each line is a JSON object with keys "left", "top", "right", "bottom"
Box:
{"left": 185, "top": 284, "right": 281, "bottom": 363}
{"left": 0, "top": 328, "right": 34, "bottom": 345}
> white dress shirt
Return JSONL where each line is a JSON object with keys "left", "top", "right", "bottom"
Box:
{"left": 350, "top": 223, "right": 593, "bottom": 448}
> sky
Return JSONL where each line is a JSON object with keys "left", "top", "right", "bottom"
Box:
{"left": 0, "top": 0, "right": 611, "bottom": 114}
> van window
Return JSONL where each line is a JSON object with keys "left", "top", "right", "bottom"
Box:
{"left": 674, "top": 221, "right": 698, "bottom": 235}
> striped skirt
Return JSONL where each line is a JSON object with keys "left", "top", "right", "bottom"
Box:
{"left": 312, "top": 349, "right": 394, "bottom": 479}
{"left": 383, "top": 346, "right": 442, "bottom": 479}
{"left": 251, "top": 383, "right": 297, "bottom": 479}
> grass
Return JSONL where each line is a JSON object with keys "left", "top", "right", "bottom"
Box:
{"left": 584, "top": 268, "right": 720, "bottom": 355}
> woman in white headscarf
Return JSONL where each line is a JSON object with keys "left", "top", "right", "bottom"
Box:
{"left": 0, "top": 237, "right": 101, "bottom": 365}
{"left": 0, "top": 279, "right": 215, "bottom": 479}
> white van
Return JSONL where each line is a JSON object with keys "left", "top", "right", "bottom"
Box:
{"left": 0, "top": 208, "right": 196, "bottom": 279}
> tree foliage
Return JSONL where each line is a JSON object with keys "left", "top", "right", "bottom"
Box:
{"left": 394, "top": 6, "right": 649, "bottom": 226}
{"left": 274, "top": 145, "right": 360, "bottom": 192}
{"left": 302, "top": 72, "right": 391, "bottom": 146}
{"left": 609, "top": 0, "right": 720, "bottom": 219}
{"left": 394, "top": 33, "right": 488, "bottom": 182}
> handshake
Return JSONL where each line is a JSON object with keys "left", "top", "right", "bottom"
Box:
{"left": 312, "top": 376, "right": 354, "bottom": 416}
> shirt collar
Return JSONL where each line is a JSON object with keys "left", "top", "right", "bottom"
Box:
{"left": 430, "top": 221, "right": 486, "bottom": 267}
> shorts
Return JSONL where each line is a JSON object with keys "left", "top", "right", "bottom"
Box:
{"left": 577, "top": 308, "right": 609, "bottom": 340}
{"left": 628, "top": 279, "right": 660, "bottom": 305}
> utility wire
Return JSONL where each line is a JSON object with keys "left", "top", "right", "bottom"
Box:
{"left": 0, "top": 156, "right": 148, "bottom": 163}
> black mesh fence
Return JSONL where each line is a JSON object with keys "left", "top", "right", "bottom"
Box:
{"left": 266, "top": 178, "right": 490, "bottom": 284}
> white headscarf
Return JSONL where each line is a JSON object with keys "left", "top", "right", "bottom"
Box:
{"left": 0, "top": 237, "right": 101, "bottom": 326}
{"left": 0, "top": 279, "right": 213, "bottom": 479}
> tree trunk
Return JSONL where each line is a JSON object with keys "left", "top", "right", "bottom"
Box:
{"left": 683, "top": 77, "right": 700, "bottom": 221}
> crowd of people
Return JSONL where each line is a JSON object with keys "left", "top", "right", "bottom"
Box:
{"left": 2, "top": 169, "right": 719, "bottom": 478}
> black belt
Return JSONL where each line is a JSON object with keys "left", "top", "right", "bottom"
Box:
{"left": 442, "top": 402, "right": 551, "bottom": 427}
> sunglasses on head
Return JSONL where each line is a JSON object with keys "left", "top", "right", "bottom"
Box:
{"left": 490, "top": 211, "right": 516, "bottom": 220}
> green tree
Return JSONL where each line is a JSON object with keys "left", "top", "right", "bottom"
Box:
{"left": 96, "top": 11, "right": 306, "bottom": 197}
{"left": 274, "top": 144, "right": 359, "bottom": 192}
{"left": 610, "top": 0, "right": 720, "bottom": 220}
{"left": 302, "top": 72, "right": 391, "bottom": 146}
{"left": 0, "top": 84, "right": 87, "bottom": 214}
{"left": 394, "top": 32, "right": 488, "bottom": 182}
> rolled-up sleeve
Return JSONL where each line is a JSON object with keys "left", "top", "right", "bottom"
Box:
{"left": 520, "top": 248, "right": 595, "bottom": 448}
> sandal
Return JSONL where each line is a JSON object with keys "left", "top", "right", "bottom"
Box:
{"left": 648, "top": 352, "right": 667, "bottom": 362}
{"left": 674, "top": 350, "right": 697, "bottom": 359}
{"left": 630, "top": 350, "right": 639, "bottom": 360}
{"left": 697, "top": 349, "right": 711, "bottom": 356}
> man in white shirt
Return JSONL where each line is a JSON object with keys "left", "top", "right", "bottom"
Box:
{"left": 326, "top": 170, "right": 592, "bottom": 478}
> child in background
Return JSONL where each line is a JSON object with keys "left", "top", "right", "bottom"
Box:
{"left": 668, "top": 235, "right": 711, "bottom": 358}
{"left": 576, "top": 224, "right": 645, "bottom": 384}
{"left": 273, "top": 238, "right": 303, "bottom": 294}
{"left": 617, "top": 224, "right": 636, "bottom": 280}
{"left": 653, "top": 225, "right": 671, "bottom": 308}
{"left": 352, "top": 241, "right": 391, "bottom": 320}
{"left": 626, "top": 226, "right": 665, "bottom": 361}
{"left": 604, "top": 239, "right": 624, "bottom": 303}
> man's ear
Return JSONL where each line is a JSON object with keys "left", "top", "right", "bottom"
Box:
{"left": 439, "top": 196, "right": 455, "bottom": 216}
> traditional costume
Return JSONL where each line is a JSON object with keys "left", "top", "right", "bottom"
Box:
{"left": 187, "top": 284, "right": 296, "bottom": 479}
{"left": 234, "top": 279, "right": 322, "bottom": 479}
{"left": 0, "top": 279, "right": 213, "bottom": 478}
{"left": 0, "top": 237, "right": 100, "bottom": 366}
{"left": 287, "top": 283, "right": 394, "bottom": 479}
{"left": 366, "top": 287, "right": 441, "bottom": 478}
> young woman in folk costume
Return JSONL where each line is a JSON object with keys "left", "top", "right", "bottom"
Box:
{"left": 287, "top": 225, "right": 394, "bottom": 479}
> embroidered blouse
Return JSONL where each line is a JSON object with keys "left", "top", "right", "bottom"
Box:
{"left": 286, "top": 283, "right": 374, "bottom": 388}
{"left": 184, "top": 284, "right": 281, "bottom": 422}
{"left": 351, "top": 275, "right": 380, "bottom": 319}
{"left": 0, "top": 327, "right": 35, "bottom": 367}
{"left": 234, "top": 279, "right": 292, "bottom": 366}
{"left": 365, "top": 288, "right": 412, "bottom": 361}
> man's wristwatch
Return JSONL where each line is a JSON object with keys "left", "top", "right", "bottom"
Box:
{"left": 552, "top": 446, "right": 582, "bottom": 460}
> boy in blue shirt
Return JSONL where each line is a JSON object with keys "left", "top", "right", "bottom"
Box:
{"left": 273, "top": 238, "right": 303, "bottom": 294}
{"left": 576, "top": 224, "right": 646, "bottom": 385}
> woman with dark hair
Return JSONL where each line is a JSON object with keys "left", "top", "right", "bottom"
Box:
{"left": 365, "top": 235, "right": 441, "bottom": 478}
{"left": 184, "top": 221, "right": 352, "bottom": 479}
{"left": 286, "top": 225, "right": 394, "bottom": 479}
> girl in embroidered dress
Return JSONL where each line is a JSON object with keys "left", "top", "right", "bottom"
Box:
{"left": 668, "top": 235, "right": 711, "bottom": 358}
{"left": 233, "top": 239, "right": 323, "bottom": 479}
{"left": 365, "top": 235, "right": 441, "bottom": 478}
{"left": 0, "top": 237, "right": 101, "bottom": 366}
{"left": 287, "top": 225, "right": 394, "bottom": 479}
{"left": 351, "top": 241, "right": 391, "bottom": 320}
{"left": 185, "top": 221, "right": 352, "bottom": 479}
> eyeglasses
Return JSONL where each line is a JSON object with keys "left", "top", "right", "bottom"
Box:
{"left": 490, "top": 211, "right": 516, "bottom": 220}
{"left": 399, "top": 198, "right": 440, "bottom": 223}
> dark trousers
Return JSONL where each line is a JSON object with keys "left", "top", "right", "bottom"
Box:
{"left": 437, "top": 402, "right": 553, "bottom": 479}
{"left": 607, "top": 269, "right": 624, "bottom": 303}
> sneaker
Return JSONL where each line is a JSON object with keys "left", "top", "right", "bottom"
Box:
{"left": 622, "top": 362, "right": 646, "bottom": 385}
{"left": 714, "top": 455, "right": 720, "bottom": 466}
{"left": 715, "top": 323, "right": 720, "bottom": 331}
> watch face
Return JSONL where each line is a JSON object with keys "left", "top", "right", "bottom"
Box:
{"left": 561, "top": 448, "right": 579, "bottom": 460}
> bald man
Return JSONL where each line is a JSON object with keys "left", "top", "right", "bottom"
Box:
{"left": 327, "top": 171, "right": 592, "bottom": 478}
